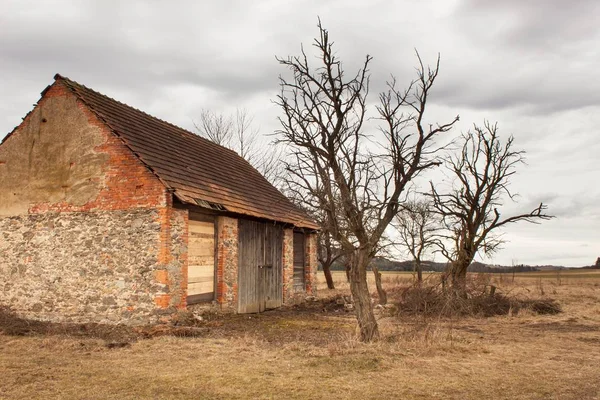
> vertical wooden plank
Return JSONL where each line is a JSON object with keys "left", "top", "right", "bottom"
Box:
{"left": 187, "top": 218, "right": 215, "bottom": 304}
{"left": 276, "top": 224, "right": 283, "bottom": 307}
{"left": 238, "top": 219, "right": 285, "bottom": 313}
{"left": 258, "top": 221, "right": 266, "bottom": 312}
{"left": 238, "top": 218, "right": 259, "bottom": 314}
{"left": 267, "top": 224, "right": 283, "bottom": 309}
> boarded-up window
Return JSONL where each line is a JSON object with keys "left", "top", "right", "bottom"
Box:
{"left": 187, "top": 219, "right": 215, "bottom": 304}
{"left": 293, "top": 232, "right": 305, "bottom": 291}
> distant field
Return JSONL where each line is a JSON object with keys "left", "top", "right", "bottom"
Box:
{"left": 497, "top": 269, "right": 600, "bottom": 279}
{"left": 319, "top": 269, "right": 600, "bottom": 291}
{"left": 323, "top": 269, "right": 600, "bottom": 281}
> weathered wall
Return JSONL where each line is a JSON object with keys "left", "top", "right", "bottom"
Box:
{"left": 0, "top": 209, "right": 166, "bottom": 324}
{"left": 282, "top": 228, "right": 295, "bottom": 302}
{"left": 0, "top": 82, "right": 166, "bottom": 216}
{"left": 304, "top": 233, "right": 318, "bottom": 296}
{"left": 0, "top": 82, "right": 188, "bottom": 324}
{"left": 154, "top": 205, "right": 189, "bottom": 316}
{"left": 216, "top": 216, "right": 238, "bottom": 311}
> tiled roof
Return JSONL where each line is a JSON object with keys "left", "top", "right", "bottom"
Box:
{"left": 54, "top": 74, "right": 318, "bottom": 229}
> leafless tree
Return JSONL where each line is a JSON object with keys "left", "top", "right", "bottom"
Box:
{"left": 194, "top": 108, "right": 282, "bottom": 185}
{"left": 317, "top": 228, "right": 345, "bottom": 290}
{"left": 430, "top": 121, "right": 553, "bottom": 295}
{"left": 275, "top": 21, "right": 458, "bottom": 341}
{"left": 282, "top": 162, "right": 348, "bottom": 290}
{"left": 395, "top": 198, "right": 440, "bottom": 284}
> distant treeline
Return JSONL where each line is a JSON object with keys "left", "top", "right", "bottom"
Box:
{"left": 326, "top": 257, "right": 543, "bottom": 273}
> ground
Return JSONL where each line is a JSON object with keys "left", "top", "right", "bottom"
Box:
{"left": 1, "top": 270, "right": 599, "bottom": 399}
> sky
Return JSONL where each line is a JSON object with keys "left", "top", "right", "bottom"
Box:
{"left": 1, "top": 0, "right": 599, "bottom": 267}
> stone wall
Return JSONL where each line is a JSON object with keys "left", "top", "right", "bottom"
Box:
{"left": 153, "top": 205, "right": 189, "bottom": 317}
{"left": 304, "top": 232, "right": 318, "bottom": 296}
{"left": 282, "top": 228, "right": 295, "bottom": 302}
{"left": 0, "top": 209, "right": 173, "bottom": 324}
{"left": 216, "top": 216, "right": 238, "bottom": 311}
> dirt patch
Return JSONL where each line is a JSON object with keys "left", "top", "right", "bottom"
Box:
{"left": 0, "top": 299, "right": 354, "bottom": 347}
{"left": 0, "top": 306, "right": 211, "bottom": 345}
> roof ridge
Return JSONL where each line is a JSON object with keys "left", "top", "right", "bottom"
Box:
{"left": 53, "top": 73, "right": 244, "bottom": 161}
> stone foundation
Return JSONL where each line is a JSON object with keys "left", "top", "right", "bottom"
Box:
{"left": 216, "top": 216, "right": 238, "bottom": 310}
{"left": 0, "top": 209, "right": 181, "bottom": 324}
{"left": 282, "top": 228, "right": 295, "bottom": 302}
{"left": 305, "top": 233, "right": 318, "bottom": 295}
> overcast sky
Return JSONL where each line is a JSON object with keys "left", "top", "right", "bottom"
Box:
{"left": 1, "top": 0, "right": 599, "bottom": 267}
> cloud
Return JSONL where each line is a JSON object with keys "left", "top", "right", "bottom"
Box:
{"left": 0, "top": 0, "right": 598, "bottom": 267}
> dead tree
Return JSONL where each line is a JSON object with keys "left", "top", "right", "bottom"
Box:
{"left": 371, "top": 265, "right": 387, "bottom": 305}
{"left": 395, "top": 198, "right": 440, "bottom": 284}
{"left": 430, "top": 122, "right": 553, "bottom": 295}
{"left": 275, "top": 21, "right": 458, "bottom": 341}
{"left": 318, "top": 229, "right": 344, "bottom": 289}
{"left": 282, "top": 166, "right": 347, "bottom": 290}
{"left": 194, "top": 108, "right": 282, "bottom": 185}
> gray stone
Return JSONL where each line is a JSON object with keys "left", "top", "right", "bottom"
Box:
{"left": 0, "top": 209, "right": 181, "bottom": 325}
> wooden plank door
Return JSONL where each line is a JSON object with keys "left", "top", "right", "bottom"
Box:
{"left": 262, "top": 223, "right": 283, "bottom": 310}
{"left": 238, "top": 219, "right": 263, "bottom": 313}
{"left": 238, "top": 220, "right": 283, "bottom": 313}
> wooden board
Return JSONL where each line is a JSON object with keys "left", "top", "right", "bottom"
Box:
{"left": 187, "top": 219, "right": 215, "bottom": 302}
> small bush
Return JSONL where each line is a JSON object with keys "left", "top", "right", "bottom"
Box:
{"left": 396, "top": 284, "right": 561, "bottom": 318}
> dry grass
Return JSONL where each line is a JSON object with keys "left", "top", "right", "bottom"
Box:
{"left": 1, "top": 270, "right": 600, "bottom": 399}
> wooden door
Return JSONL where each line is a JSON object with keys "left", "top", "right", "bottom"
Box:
{"left": 238, "top": 219, "right": 283, "bottom": 313}
{"left": 263, "top": 223, "right": 283, "bottom": 310}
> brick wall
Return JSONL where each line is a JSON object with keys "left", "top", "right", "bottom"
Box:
{"left": 154, "top": 203, "right": 189, "bottom": 316}
{"left": 24, "top": 82, "right": 167, "bottom": 214}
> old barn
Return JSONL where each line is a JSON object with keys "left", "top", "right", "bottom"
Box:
{"left": 0, "top": 75, "right": 319, "bottom": 324}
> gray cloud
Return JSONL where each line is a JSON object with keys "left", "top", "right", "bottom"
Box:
{"left": 1, "top": 0, "right": 598, "bottom": 266}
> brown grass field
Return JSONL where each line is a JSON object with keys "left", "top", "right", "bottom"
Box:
{"left": 1, "top": 270, "right": 600, "bottom": 399}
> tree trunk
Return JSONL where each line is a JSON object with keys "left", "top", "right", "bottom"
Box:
{"left": 448, "top": 257, "right": 470, "bottom": 297}
{"left": 345, "top": 262, "right": 351, "bottom": 283}
{"left": 414, "top": 260, "right": 423, "bottom": 284}
{"left": 322, "top": 262, "right": 335, "bottom": 289}
{"left": 349, "top": 250, "right": 379, "bottom": 342}
{"left": 372, "top": 265, "right": 387, "bottom": 305}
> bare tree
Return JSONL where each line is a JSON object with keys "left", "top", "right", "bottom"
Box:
{"left": 275, "top": 21, "right": 458, "bottom": 341}
{"left": 318, "top": 228, "right": 344, "bottom": 290}
{"left": 194, "top": 108, "right": 282, "bottom": 185}
{"left": 194, "top": 109, "right": 234, "bottom": 147}
{"left": 282, "top": 162, "right": 348, "bottom": 290}
{"left": 430, "top": 121, "right": 553, "bottom": 295}
{"left": 395, "top": 198, "right": 440, "bottom": 284}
